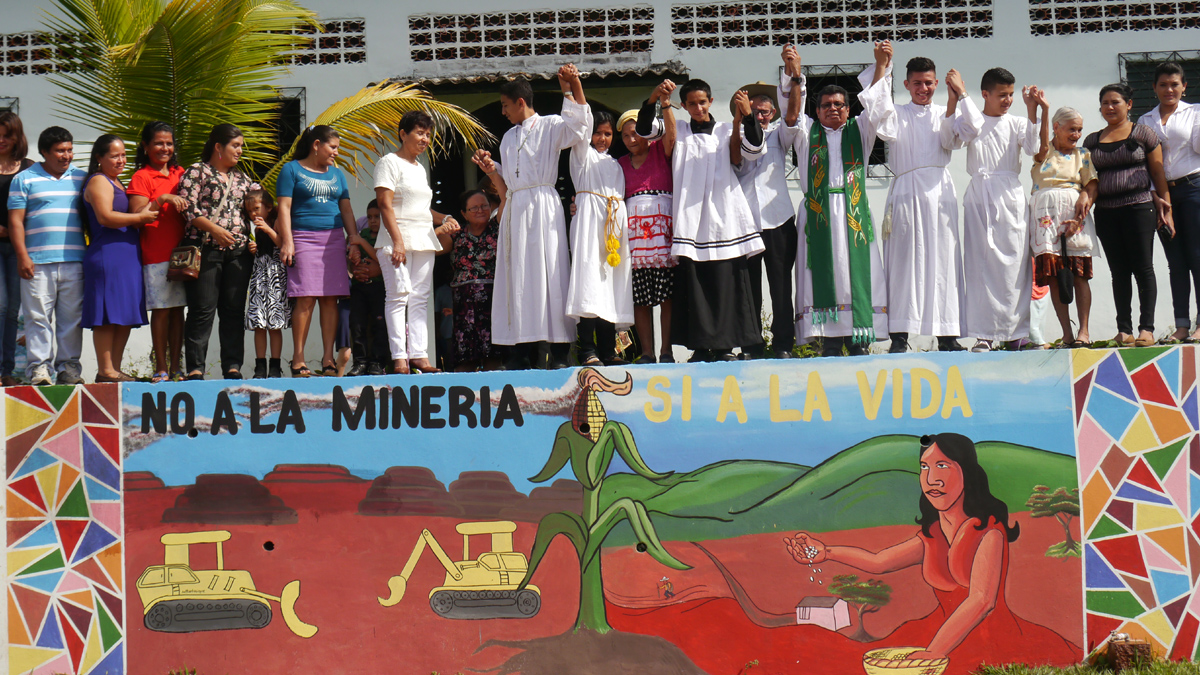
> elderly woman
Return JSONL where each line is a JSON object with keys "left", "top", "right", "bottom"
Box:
{"left": 0, "top": 111, "right": 32, "bottom": 386}
{"left": 127, "top": 121, "right": 189, "bottom": 382}
{"left": 1029, "top": 105, "right": 1100, "bottom": 347}
{"left": 177, "top": 124, "right": 257, "bottom": 380}
{"left": 374, "top": 111, "right": 460, "bottom": 374}
{"left": 438, "top": 187, "right": 500, "bottom": 371}
{"left": 81, "top": 135, "right": 158, "bottom": 382}
{"left": 277, "top": 125, "right": 364, "bottom": 377}
{"left": 1083, "top": 83, "right": 1174, "bottom": 347}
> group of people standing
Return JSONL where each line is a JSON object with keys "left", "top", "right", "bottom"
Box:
{"left": 0, "top": 44, "right": 1193, "bottom": 384}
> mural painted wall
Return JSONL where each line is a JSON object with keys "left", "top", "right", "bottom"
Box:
{"left": 3, "top": 347, "right": 1195, "bottom": 673}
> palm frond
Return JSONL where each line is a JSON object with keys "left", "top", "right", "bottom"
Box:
{"left": 45, "top": 0, "right": 318, "bottom": 171}
{"left": 259, "top": 82, "right": 495, "bottom": 193}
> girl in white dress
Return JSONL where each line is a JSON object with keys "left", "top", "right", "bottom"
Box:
{"left": 567, "top": 110, "right": 633, "bottom": 365}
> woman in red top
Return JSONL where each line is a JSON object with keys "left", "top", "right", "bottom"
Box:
{"left": 127, "top": 121, "right": 189, "bottom": 383}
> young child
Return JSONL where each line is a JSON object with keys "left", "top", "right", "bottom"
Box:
{"left": 243, "top": 190, "right": 290, "bottom": 378}
{"left": 618, "top": 82, "right": 677, "bottom": 364}
{"left": 346, "top": 199, "right": 388, "bottom": 376}
{"left": 955, "top": 68, "right": 1042, "bottom": 352}
{"left": 567, "top": 110, "right": 633, "bottom": 366}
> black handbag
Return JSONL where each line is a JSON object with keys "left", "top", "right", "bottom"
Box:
{"left": 1056, "top": 234, "right": 1074, "bottom": 305}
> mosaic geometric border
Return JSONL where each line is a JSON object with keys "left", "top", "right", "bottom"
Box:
{"left": 6, "top": 385, "right": 124, "bottom": 675}
{"left": 1075, "top": 346, "right": 1200, "bottom": 659}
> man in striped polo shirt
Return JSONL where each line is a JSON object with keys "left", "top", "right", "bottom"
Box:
{"left": 9, "top": 127, "right": 85, "bottom": 385}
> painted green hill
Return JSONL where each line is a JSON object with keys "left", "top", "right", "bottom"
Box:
{"left": 601, "top": 434, "right": 1078, "bottom": 544}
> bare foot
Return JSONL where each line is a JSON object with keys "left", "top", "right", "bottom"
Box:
{"left": 1075, "top": 331, "right": 1090, "bottom": 344}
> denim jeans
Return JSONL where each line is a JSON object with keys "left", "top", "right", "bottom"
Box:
{"left": 21, "top": 261, "right": 84, "bottom": 379}
{"left": 1165, "top": 176, "right": 1200, "bottom": 327}
{"left": 0, "top": 239, "right": 21, "bottom": 376}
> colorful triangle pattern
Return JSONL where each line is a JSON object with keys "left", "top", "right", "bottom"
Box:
{"left": 1078, "top": 346, "right": 1200, "bottom": 662}
{"left": 4, "top": 386, "right": 124, "bottom": 675}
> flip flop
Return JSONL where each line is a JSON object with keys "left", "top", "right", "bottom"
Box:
{"left": 151, "top": 371, "right": 169, "bottom": 384}
{"left": 290, "top": 363, "right": 313, "bottom": 378}
{"left": 321, "top": 364, "right": 337, "bottom": 377}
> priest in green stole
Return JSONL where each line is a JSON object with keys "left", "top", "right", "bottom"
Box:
{"left": 780, "top": 41, "right": 896, "bottom": 356}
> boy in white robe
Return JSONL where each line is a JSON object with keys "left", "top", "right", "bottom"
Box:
{"left": 780, "top": 41, "right": 896, "bottom": 357}
{"left": 954, "top": 67, "right": 1042, "bottom": 352}
{"left": 879, "top": 57, "right": 980, "bottom": 354}
{"left": 637, "top": 78, "right": 766, "bottom": 361}
{"left": 486, "top": 66, "right": 590, "bottom": 369}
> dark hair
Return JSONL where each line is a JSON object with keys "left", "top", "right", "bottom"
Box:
{"left": 243, "top": 188, "right": 276, "bottom": 224}
{"left": 292, "top": 124, "right": 339, "bottom": 162}
{"left": 679, "top": 79, "right": 712, "bottom": 103}
{"left": 366, "top": 198, "right": 379, "bottom": 211}
{"left": 459, "top": 188, "right": 488, "bottom": 215}
{"left": 0, "top": 112, "right": 28, "bottom": 161}
{"left": 916, "top": 433, "right": 1020, "bottom": 543}
{"left": 79, "top": 134, "right": 124, "bottom": 227}
{"left": 906, "top": 57, "right": 937, "bottom": 78}
{"left": 980, "top": 67, "right": 1016, "bottom": 92}
{"left": 1100, "top": 82, "right": 1134, "bottom": 104}
{"left": 1155, "top": 61, "right": 1187, "bottom": 86}
{"left": 593, "top": 110, "right": 615, "bottom": 135}
{"left": 499, "top": 78, "right": 534, "bottom": 108}
{"left": 134, "top": 121, "right": 178, "bottom": 170}
{"left": 37, "top": 126, "right": 73, "bottom": 156}
{"left": 399, "top": 110, "right": 434, "bottom": 136}
{"left": 816, "top": 85, "right": 850, "bottom": 108}
{"left": 200, "top": 124, "right": 243, "bottom": 163}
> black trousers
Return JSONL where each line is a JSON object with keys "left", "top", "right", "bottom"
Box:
{"left": 349, "top": 281, "right": 388, "bottom": 365}
{"left": 1164, "top": 176, "right": 1200, "bottom": 326}
{"left": 748, "top": 218, "right": 798, "bottom": 351}
{"left": 184, "top": 244, "right": 253, "bottom": 373}
{"left": 578, "top": 317, "right": 616, "bottom": 359}
{"left": 672, "top": 256, "right": 761, "bottom": 351}
{"left": 1095, "top": 202, "right": 1157, "bottom": 335}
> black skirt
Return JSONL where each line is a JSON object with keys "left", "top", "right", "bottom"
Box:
{"left": 671, "top": 256, "right": 762, "bottom": 350}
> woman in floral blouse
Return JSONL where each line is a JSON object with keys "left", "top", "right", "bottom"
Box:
{"left": 437, "top": 188, "right": 500, "bottom": 371}
{"left": 177, "top": 124, "right": 257, "bottom": 380}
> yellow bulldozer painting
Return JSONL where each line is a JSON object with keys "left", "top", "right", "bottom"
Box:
{"left": 378, "top": 520, "right": 542, "bottom": 619}
{"left": 135, "top": 530, "right": 318, "bottom": 637}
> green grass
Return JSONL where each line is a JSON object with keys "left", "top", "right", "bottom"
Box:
{"left": 973, "top": 663, "right": 1200, "bottom": 674}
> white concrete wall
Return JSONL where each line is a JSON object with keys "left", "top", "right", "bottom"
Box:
{"left": 1, "top": 1, "right": 1197, "bottom": 376}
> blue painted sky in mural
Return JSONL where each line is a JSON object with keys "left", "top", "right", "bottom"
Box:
{"left": 122, "top": 350, "right": 1075, "bottom": 492}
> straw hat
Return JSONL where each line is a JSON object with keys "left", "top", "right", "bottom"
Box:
{"left": 729, "top": 81, "right": 779, "bottom": 120}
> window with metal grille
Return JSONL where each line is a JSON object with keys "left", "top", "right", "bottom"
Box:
{"left": 793, "top": 64, "right": 892, "bottom": 179}
{"left": 671, "top": 0, "right": 993, "bottom": 50}
{"left": 1030, "top": 1, "right": 1200, "bottom": 37}
{"left": 289, "top": 19, "right": 367, "bottom": 66}
{"left": 0, "top": 98, "right": 17, "bottom": 114}
{"left": 242, "top": 87, "right": 306, "bottom": 180}
{"left": 1119, "top": 51, "right": 1200, "bottom": 121}
{"left": 408, "top": 7, "right": 654, "bottom": 63}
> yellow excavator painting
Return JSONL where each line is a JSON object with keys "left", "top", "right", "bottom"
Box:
{"left": 135, "top": 530, "right": 318, "bottom": 637}
{"left": 378, "top": 520, "right": 541, "bottom": 619}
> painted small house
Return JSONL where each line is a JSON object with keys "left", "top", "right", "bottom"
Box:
{"left": 796, "top": 597, "right": 851, "bottom": 632}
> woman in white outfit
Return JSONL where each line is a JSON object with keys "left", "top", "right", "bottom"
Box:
{"left": 373, "top": 111, "right": 460, "bottom": 374}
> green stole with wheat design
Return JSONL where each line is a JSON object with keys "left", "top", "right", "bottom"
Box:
{"left": 804, "top": 117, "right": 876, "bottom": 344}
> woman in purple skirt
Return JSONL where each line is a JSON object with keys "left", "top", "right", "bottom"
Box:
{"left": 80, "top": 134, "right": 158, "bottom": 382}
{"left": 277, "top": 125, "right": 366, "bottom": 377}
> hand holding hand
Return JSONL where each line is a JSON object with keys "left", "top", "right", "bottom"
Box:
{"left": 1035, "top": 86, "right": 1050, "bottom": 110}
{"left": 472, "top": 149, "right": 496, "bottom": 175}
{"left": 1022, "top": 85, "right": 1038, "bottom": 108}
{"left": 782, "top": 44, "right": 800, "bottom": 75}
{"left": 557, "top": 63, "right": 580, "bottom": 87}
{"left": 945, "top": 69, "right": 965, "bottom": 98}
{"left": 437, "top": 216, "right": 461, "bottom": 236}
{"left": 733, "top": 90, "right": 752, "bottom": 118}
{"left": 874, "top": 40, "right": 892, "bottom": 68}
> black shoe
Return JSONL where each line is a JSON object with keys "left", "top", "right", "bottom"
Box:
{"left": 937, "top": 336, "right": 966, "bottom": 352}
{"left": 846, "top": 341, "right": 868, "bottom": 357}
{"left": 821, "top": 338, "right": 844, "bottom": 357}
{"left": 346, "top": 361, "right": 368, "bottom": 377}
{"left": 603, "top": 356, "right": 630, "bottom": 366}
{"left": 578, "top": 350, "right": 602, "bottom": 366}
{"left": 773, "top": 349, "right": 794, "bottom": 359}
{"left": 741, "top": 344, "right": 765, "bottom": 360}
{"left": 632, "top": 354, "right": 657, "bottom": 365}
{"left": 688, "top": 349, "right": 713, "bottom": 363}
{"left": 268, "top": 358, "right": 283, "bottom": 379}
{"left": 367, "top": 362, "right": 386, "bottom": 376}
{"left": 717, "top": 351, "right": 738, "bottom": 361}
{"left": 548, "top": 344, "right": 572, "bottom": 369}
{"left": 224, "top": 368, "right": 243, "bottom": 380}
{"left": 253, "top": 358, "right": 267, "bottom": 379}
{"left": 888, "top": 333, "right": 908, "bottom": 354}
{"left": 658, "top": 353, "right": 676, "bottom": 364}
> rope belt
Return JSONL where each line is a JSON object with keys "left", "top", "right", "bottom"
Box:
{"left": 501, "top": 182, "right": 556, "bottom": 326}
{"left": 577, "top": 190, "right": 623, "bottom": 267}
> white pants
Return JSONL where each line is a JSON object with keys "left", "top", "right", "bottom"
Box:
{"left": 1029, "top": 292, "right": 1050, "bottom": 345}
{"left": 380, "top": 248, "right": 433, "bottom": 360}
{"left": 21, "top": 261, "right": 84, "bottom": 379}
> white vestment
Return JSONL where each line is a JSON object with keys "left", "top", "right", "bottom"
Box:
{"left": 956, "top": 111, "right": 1039, "bottom": 342}
{"left": 879, "top": 98, "right": 982, "bottom": 336}
{"left": 566, "top": 129, "right": 634, "bottom": 328}
{"left": 782, "top": 64, "right": 897, "bottom": 343}
{"left": 492, "top": 99, "right": 590, "bottom": 345}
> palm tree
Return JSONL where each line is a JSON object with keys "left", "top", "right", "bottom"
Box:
{"left": 44, "top": 0, "right": 492, "bottom": 178}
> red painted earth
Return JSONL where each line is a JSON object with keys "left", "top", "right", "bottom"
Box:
{"left": 126, "top": 481, "right": 1082, "bottom": 675}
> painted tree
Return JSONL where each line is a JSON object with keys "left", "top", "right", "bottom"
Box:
{"left": 44, "top": 0, "right": 490, "bottom": 180}
{"left": 519, "top": 368, "right": 689, "bottom": 634}
{"left": 1026, "top": 485, "right": 1080, "bottom": 557}
{"left": 829, "top": 574, "right": 891, "bottom": 642}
